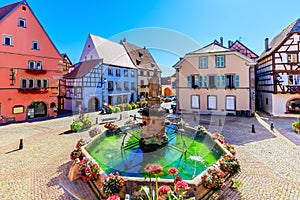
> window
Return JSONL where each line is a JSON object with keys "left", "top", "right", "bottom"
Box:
{"left": 108, "top": 81, "right": 114, "bottom": 90}
{"left": 124, "top": 70, "right": 128, "bottom": 77}
{"left": 108, "top": 68, "right": 113, "bottom": 76}
{"left": 21, "top": 79, "right": 27, "bottom": 88}
{"left": 266, "top": 98, "right": 268, "bottom": 105}
{"left": 28, "top": 79, "right": 34, "bottom": 88}
{"left": 140, "top": 80, "right": 145, "bottom": 86}
{"left": 3, "top": 35, "right": 13, "bottom": 46}
{"left": 131, "top": 82, "right": 136, "bottom": 90}
{"left": 191, "top": 95, "right": 200, "bottom": 109}
{"left": 36, "top": 79, "right": 42, "bottom": 88}
{"left": 225, "top": 74, "right": 239, "bottom": 88}
{"left": 43, "top": 79, "right": 48, "bottom": 88}
{"left": 36, "top": 61, "right": 42, "bottom": 69}
{"left": 18, "top": 18, "right": 26, "bottom": 28}
{"left": 139, "top": 52, "right": 143, "bottom": 57}
{"left": 199, "top": 56, "right": 208, "bottom": 68}
{"left": 131, "top": 70, "right": 135, "bottom": 77}
{"left": 208, "top": 75, "right": 216, "bottom": 88}
{"left": 287, "top": 53, "right": 297, "bottom": 63}
{"left": 136, "top": 59, "right": 141, "bottom": 65}
{"left": 288, "top": 74, "right": 300, "bottom": 85}
{"left": 124, "top": 82, "right": 129, "bottom": 91}
{"left": 172, "top": 81, "right": 176, "bottom": 89}
{"left": 28, "top": 61, "right": 42, "bottom": 69}
{"left": 191, "top": 75, "right": 200, "bottom": 88}
{"left": 226, "top": 96, "right": 236, "bottom": 111}
{"left": 32, "top": 41, "right": 39, "bottom": 50}
{"left": 116, "top": 82, "right": 121, "bottom": 91}
{"left": 116, "top": 69, "right": 121, "bottom": 77}
{"left": 216, "top": 55, "right": 225, "bottom": 68}
{"left": 140, "top": 70, "right": 144, "bottom": 76}
{"left": 208, "top": 95, "right": 217, "bottom": 110}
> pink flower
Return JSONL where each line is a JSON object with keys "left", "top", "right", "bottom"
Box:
{"left": 158, "top": 195, "right": 166, "bottom": 200}
{"left": 158, "top": 185, "right": 171, "bottom": 196}
{"left": 144, "top": 164, "right": 163, "bottom": 176}
{"left": 175, "top": 180, "right": 189, "bottom": 191}
{"left": 107, "top": 194, "right": 120, "bottom": 200}
{"left": 168, "top": 167, "right": 178, "bottom": 176}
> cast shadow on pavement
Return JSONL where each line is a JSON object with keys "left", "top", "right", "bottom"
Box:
{"left": 47, "top": 161, "right": 98, "bottom": 200}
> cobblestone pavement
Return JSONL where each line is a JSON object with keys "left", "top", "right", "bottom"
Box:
{"left": 1, "top": 110, "right": 300, "bottom": 200}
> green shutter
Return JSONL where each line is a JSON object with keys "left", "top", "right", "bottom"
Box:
{"left": 204, "top": 76, "right": 208, "bottom": 88}
{"left": 198, "top": 75, "right": 202, "bottom": 87}
{"left": 221, "top": 75, "right": 225, "bottom": 88}
{"left": 187, "top": 76, "right": 191, "bottom": 87}
{"left": 235, "top": 75, "right": 240, "bottom": 88}
{"left": 216, "top": 75, "right": 220, "bottom": 88}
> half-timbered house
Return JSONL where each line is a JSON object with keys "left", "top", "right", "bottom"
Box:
{"left": 257, "top": 19, "right": 300, "bottom": 115}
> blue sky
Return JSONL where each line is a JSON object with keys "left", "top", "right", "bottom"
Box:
{"left": 3, "top": 0, "right": 300, "bottom": 76}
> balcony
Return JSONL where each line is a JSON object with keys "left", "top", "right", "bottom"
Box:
{"left": 25, "top": 69, "right": 47, "bottom": 75}
{"left": 18, "top": 88, "right": 50, "bottom": 94}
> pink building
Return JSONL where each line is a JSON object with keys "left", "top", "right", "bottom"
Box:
{"left": 0, "top": 1, "right": 63, "bottom": 123}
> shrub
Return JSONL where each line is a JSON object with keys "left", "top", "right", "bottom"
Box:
{"left": 115, "top": 106, "right": 121, "bottom": 113}
{"left": 71, "top": 121, "right": 83, "bottom": 132}
{"left": 82, "top": 118, "right": 92, "bottom": 128}
{"left": 128, "top": 104, "right": 132, "bottom": 110}
{"left": 292, "top": 121, "right": 300, "bottom": 132}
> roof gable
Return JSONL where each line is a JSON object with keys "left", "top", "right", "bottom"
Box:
{"left": 259, "top": 18, "right": 300, "bottom": 59}
{"left": 230, "top": 40, "right": 258, "bottom": 60}
{"left": 80, "top": 34, "right": 136, "bottom": 69}
{"left": 0, "top": 1, "right": 20, "bottom": 22}
{"left": 121, "top": 40, "right": 160, "bottom": 71}
{"left": 190, "top": 40, "right": 230, "bottom": 54}
{"left": 64, "top": 59, "right": 102, "bottom": 79}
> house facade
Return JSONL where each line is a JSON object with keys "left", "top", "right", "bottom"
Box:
{"left": 174, "top": 40, "right": 256, "bottom": 116}
{"left": 121, "top": 39, "right": 161, "bottom": 99}
{"left": 161, "top": 73, "right": 176, "bottom": 97}
{"left": 64, "top": 34, "right": 137, "bottom": 112}
{"left": 0, "top": 1, "right": 63, "bottom": 123}
{"left": 257, "top": 19, "right": 300, "bottom": 115}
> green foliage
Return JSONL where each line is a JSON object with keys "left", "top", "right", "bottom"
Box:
{"left": 292, "top": 121, "right": 300, "bottom": 131}
{"left": 71, "top": 121, "right": 83, "bottom": 132}
{"left": 128, "top": 104, "right": 132, "bottom": 110}
{"left": 115, "top": 106, "right": 121, "bottom": 113}
{"left": 82, "top": 117, "right": 92, "bottom": 128}
{"left": 231, "top": 178, "right": 241, "bottom": 189}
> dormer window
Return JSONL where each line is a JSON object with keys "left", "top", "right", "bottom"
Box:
{"left": 32, "top": 41, "right": 39, "bottom": 50}
{"left": 136, "top": 59, "right": 141, "bottom": 65}
{"left": 18, "top": 18, "right": 26, "bottom": 28}
{"left": 138, "top": 52, "right": 143, "bottom": 57}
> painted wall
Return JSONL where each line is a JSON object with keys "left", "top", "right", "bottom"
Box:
{"left": 0, "top": 2, "right": 62, "bottom": 122}
{"left": 177, "top": 52, "right": 253, "bottom": 114}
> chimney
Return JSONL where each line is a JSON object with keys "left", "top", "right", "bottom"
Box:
{"left": 265, "top": 38, "right": 269, "bottom": 51}
{"left": 120, "top": 38, "right": 126, "bottom": 44}
{"left": 228, "top": 40, "right": 232, "bottom": 48}
{"left": 220, "top": 37, "right": 223, "bottom": 46}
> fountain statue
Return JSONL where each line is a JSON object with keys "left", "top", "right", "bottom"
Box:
{"left": 138, "top": 69, "right": 168, "bottom": 152}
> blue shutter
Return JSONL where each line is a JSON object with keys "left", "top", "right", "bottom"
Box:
{"left": 199, "top": 75, "right": 202, "bottom": 87}
{"left": 187, "top": 76, "right": 191, "bottom": 87}
{"left": 235, "top": 75, "right": 240, "bottom": 88}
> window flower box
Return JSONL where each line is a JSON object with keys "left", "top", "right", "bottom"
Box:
{"left": 25, "top": 69, "right": 47, "bottom": 75}
{"left": 18, "top": 88, "right": 50, "bottom": 94}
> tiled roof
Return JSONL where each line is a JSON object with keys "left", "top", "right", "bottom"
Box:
{"left": 259, "top": 19, "right": 300, "bottom": 59}
{"left": 64, "top": 59, "right": 102, "bottom": 79}
{"left": 85, "top": 34, "right": 136, "bottom": 69}
{"left": 161, "top": 77, "right": 170, "bottom": 85}
{"left": 121, "top": 40, "right": 161, "bottom": 72}
{"left": 0, "top": 1, "right": 21, "bottom": 22}
{"left": 189, "top": 40, "right": 232, "bottom": 54}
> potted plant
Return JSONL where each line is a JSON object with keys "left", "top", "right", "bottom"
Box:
{"left": 219, "top": 154, "right": 240, "bottom": 175}
{"left": 201, "top": 167, "right": 225, "bottom": 190}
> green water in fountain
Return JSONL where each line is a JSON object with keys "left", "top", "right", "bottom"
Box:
{"left": 85, "top": 125, "right": 224, "bottom": 180}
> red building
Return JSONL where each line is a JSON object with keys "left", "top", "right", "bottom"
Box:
{"left": 0, "top": 1, "right": 63, "bottom": 123}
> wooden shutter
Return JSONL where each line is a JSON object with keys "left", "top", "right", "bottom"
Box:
{"left": 203, "top": 76, "right": 208, "bottom": 88}
{"left": 198, "top": 75, "right": 202, "bottom": 87}
{"left": 235, "top": 75, "right": 240, "bottom": 88}
{"left": 221, "top": 75, "right": 225, "bottom": 87}
{"left": 187, "top": 76, "right": 191, "bottom": 87}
